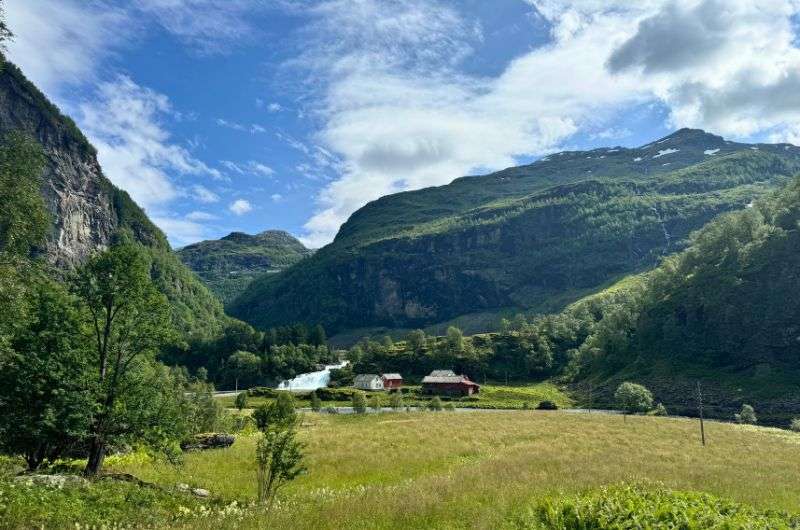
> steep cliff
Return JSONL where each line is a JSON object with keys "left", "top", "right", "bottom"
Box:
{"left": 177, "top": 230, "right": 313, "bottom": 306}
{"left": 0, "top": 59, "right": 226, "bottom": 339}
{"left": 230, "top": 130, "right": 800, "bottom": 335}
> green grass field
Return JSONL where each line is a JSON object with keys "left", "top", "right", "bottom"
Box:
{"left": 4, "top": 411, "right": 800, "bottom": 528}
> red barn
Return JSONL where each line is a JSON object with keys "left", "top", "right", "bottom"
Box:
{"left": 382, "top": 373, "right": 403, "bottom": 390}
{"left": 421, "top": 370, "right": 480, "bottom": 396}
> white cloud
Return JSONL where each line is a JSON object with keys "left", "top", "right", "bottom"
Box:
{"left": 221, "top": 160, "right": 275, "bottom": 178}
{"left": 229, "top": 199, "right": 253, "bottom": 215}
{"left": 5, "top": 0, "right": 129, "bottom": 96}
{"left": 185, "top": 210, "right": 218, "bottom": 221}
{"left": 149, "top": 215, "right": 208, "bottom": 248}
{"left": 271, "top": 193, "right": 284, "bottom": 202}
{"left": 216, "top": 118, "right": 267, "bottom": 134}
{"left": 267, "top": 102, "right": 283, "bottom": 112}
{"left": 192, "top": 185, "right": 219, "bottom": 203}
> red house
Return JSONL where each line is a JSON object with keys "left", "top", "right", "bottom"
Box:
{"left": 421, "top": 370, "right": 480, "bottom": 396}
{"left": 381, "top": 373, "right": 403, "bottom": 390}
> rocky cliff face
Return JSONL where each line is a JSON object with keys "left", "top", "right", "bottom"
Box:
{"left": 0, "top": 62, "right": 128, "bottom": 267}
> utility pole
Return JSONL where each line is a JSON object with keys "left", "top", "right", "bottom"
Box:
{"left": 697, "top": 381, "right": 706, "bottom": 446}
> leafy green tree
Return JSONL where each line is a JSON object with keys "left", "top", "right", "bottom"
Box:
{"left": 74, "top": 243, "right": 178, "bottom": 476}
{"left": 352, "top": 391, "right": 367, "bottom": 414}
{"left": 790, "top": 418, "right": 800, "bottom": 432}
{"left": 446, "top": 326, "right": 464, "bottom": 352}
{"left": 382, "top": 335, "right": 394, "bottom": 348}
{"left": 369, "top": 395, "right": 381, "bottom": 411}
{"left": 735, "top": 404, "right": 757, "bottom": 424}
{"left": 0, "top": 273, "right": 93, "bottom": 470}
{"left": 429, "top": 396, "right": 443, "bottom": 411}
{"left": 235, "top": 391, "right": 248, "bottom": 411}
{"left": 389, "top": 392, "right": 403, "bottom": 410}
{"left": 614, "top": 382, "right": 653, "bottom": 415}
{"left": 255, "top": 426, "right": 305, "bottom": 509}
{"left": 407, "top": 329, "right": 426, "bottom": 352}
{"left": 184, "top": 380, "right": 222, "bottom": 433}
{"left": 254, "top": 392, "right": 297, "bottom": 431}
{"left": 309, "top": 324, "right": 326, "bottom": 346}
{"left": 310, "top": 391, "right": 322, "bottom": 412}
{"left": 227, "top": 350, "right": 261, "bottom": 391}
{"left": 649, "top": 403, "right": 668, "bottom": 416}
{"left": 0, "top": 132, "right": 47, "bottom": 256}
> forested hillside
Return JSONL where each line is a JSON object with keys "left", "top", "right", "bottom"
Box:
{"left": 177, "top": 230, "right": 312, "bottom": 306}
{"left": 0, "top": 58, "right": 228, "bottom": 341}
{"left": 230, "top": 129, "right": 800, "bottom": 336}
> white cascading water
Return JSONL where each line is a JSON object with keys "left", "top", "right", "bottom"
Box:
{"left": 277, "top": 361, "right": 349, "bottom": 391}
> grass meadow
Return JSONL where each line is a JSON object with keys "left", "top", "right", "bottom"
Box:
{"left": 93, "top": 410, "right": 800, "bottom": 529}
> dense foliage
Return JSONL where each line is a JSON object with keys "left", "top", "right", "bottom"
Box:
{"left": 231, "top": 130, "right": 800, "bottom": 336}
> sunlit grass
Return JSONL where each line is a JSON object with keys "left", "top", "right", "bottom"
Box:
{"left": 110, "top": 410, "right": 800, "bottom": 529}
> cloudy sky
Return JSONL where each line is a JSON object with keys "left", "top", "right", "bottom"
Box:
{"left": 6, "top": 0, "right": 800, "bottom": 247}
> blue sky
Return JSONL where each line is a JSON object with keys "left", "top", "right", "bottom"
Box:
{"left": 7, "top": 0, "right": 800, "bottom": 247}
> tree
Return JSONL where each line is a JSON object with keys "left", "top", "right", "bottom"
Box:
{"left": 255, "top": 425, "right": 305, "bottom": 509}
{"left": 0, "top": 1, "right": 13, "bottom": 50}
{"left": 352, "top": 391, "right": 367, "bottom": 414}
{"left": 74, "top": 243, "right": 178, "bottom": 476}
{"left": 227, "top": 350, "right": 260, "bottom": 391}
{"left": 614, "top": 382, "right": 653, "bottom": 415}
{"left": 309, "top": 324, "right": 326, "bottom": 347}
{"left": 429, "top": 396, "right": 443, "bottom": 411}
{"left": 0, "top": 132, "right": 47, "bottom": 256}
{"left": 254, "top": 392, "right": 297, "bottom": 431}
{"left": 389, "top": 392, "right": 403, "bottom": 410}
{"left": 381, "top": 335, "right": 394, "bottom": 348}
{"left": 310, "top": 391, "right": 322, "bottom": 412}
{"left": 790, "top": 418, "right": 800, "bottom": 432}
{"left": 0, "top": 273, "right": 93, "bottom": 470}
{"left": 735, "top": 404, "right": 757, "bottom": 424}
{"left": 649, "top": 403, "right": 668, "bottom": 416}
{"left": 446, "top": 326, "right": 464, "bottom": 352}
{"left": 369, "top": 395, "right": 381, "bottom": 411}
{"left": 407, "top": 329, "right": 426, "bottom": 352}
{"left": 235, "top": 391, "right": 248, "bottom": 411}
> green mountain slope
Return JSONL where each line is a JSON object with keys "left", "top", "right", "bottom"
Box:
{"left": 230, "top": 130, "right": 800, "bottom": 335}
{"left": 177, "top": 230, "right": 313, "bottom": 306}
{"left": 561, "top": 176, "right": 800, "bottom": 424}
{"left": 0, "top": 59, "right": 228, "bottom": 340}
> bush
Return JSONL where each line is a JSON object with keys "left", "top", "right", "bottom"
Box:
{"left": 389, "top": 392, "right": 403, "bottom": 410}
{"left": 524, "top": 484, "right": 797, "bottom": 529}
{"left": 235, "top": 392, "right": 248, "bottom": 411}
{"left": 310, "top": 391, "right": 322, "bottom": 412}
{"left": 369, "top": 395, "right": 381, "bottom": 411}
{"left": 790, "top": 418, "right": 800, "bottom": 432}
{"left": 536, "top": 400, "right": 558, "bottom": 410}
{"left": 253, "top": 393, "right": 297, "bottom": 431}
{"left": 429, "top": 396, "right": 443, "bottom": 411}
{"left": 248, "top": 387, "right": 279, "bottom": 398}
{"left": 735, "top": 404, "right": 757, "bottom": 424}
{"left": 316, "top": 387, "right": 357, "bottom": 401}
{"left": 648, "top": 403, "right": 668, "bottom": 416}
{"left": 352, "top": 391, "right": 367, "bottom": 414}
{"left": 444, "top": 403, "right": 456, "bottom": 412}
{"left": 614, "top": 382, "right": 654, "bottom": 414}
{"left": 522, "top": 401, "right": 531, "bottom": 410}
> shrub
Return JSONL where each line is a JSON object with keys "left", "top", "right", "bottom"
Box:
{"left": 352, "top": 391, "right": 367, "bottom": 414}
{"left": 522, "top": 401, "right": 531, "bottom": 410}
{"left": 648, "top": 403, "right": 668, "bottom": 416}
{"left": 444, "top": 403, "right": 456, "bottom": 412}
{"left": 369, "top": 395, "right": 381, "bottom": 411}
{"left": 248, "top": 387, "right": 279, "bottom": 398}
{"left": 614, "top": 383, "right": 654, "bottom": 414}
{"left": 790, "top": 418, "right": 800, "bottom": 432}
{"left": 316, "top": 387, "right": 357, "bottom": 401}
{"left": 536, "top": 400, "right": 558, "bottom": 410}
{"left": 524, "top": 484, "right": 797, "bottom": 529}
{"left": 310, "top": 391, "right": 322, "bottom": 412}
{"left": 429, "top": 396, "right": 443, "bottom": 411}
{"left": 253, "top": 393, "right": 297, "bottom": 431}
{"left": 235, "top": 392, "right": 248, "bottom": 411}
{"left": 735, "top": 404, "right": 757, "bottom": 424}
{"left": 389, "top": 392, "right": 403, "bottom": 410}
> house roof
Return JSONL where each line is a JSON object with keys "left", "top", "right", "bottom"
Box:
{"left": 422, "top": 371, "right": 479, "bottom": 386}
{"left": 354, "top": 374, "right": 381, "bottom": 383}
{"left": 382, "top": 373, "right": 402, "bottom": 380}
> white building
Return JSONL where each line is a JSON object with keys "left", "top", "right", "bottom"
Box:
{"left": 354, "top": 374, "right": 384, "bottom": 391}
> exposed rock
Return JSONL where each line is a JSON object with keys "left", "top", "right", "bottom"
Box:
{"left": 176, "top": 483, "right": 190, "bottom": 492}
{"left": 191, "top": 488, "right": 210, "bottom": 498}
{"left": 180, "top": 433, "right": 235, "bottom": 451}
{"left": 13, "top": 474, "right": 88, "bottom": 489}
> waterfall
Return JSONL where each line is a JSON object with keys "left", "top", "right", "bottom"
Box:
{"left": 277, "top": 361, "right": 349, "bottom": 391}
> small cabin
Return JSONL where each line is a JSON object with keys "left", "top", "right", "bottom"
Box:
{"left": 421, "top": 370, "right": 480, "bottom": 396}
{"left": 381, "top": 373, "right": 403, "bottom": 390}
{"left": 354, "top": 374, "right": 384, "bottom": 391}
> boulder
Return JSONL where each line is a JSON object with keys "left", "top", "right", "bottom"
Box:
{"left": 13, "top": 474, "right": 88, "bottom": 489}
{"left": 192, "top": 488, "right": 210, "bottom": 498}
{"left": 180, "top": 433, "right": 235, "bottom": 451}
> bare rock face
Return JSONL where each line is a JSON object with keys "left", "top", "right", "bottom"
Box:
{"left": 0, "top": 63, "right": 118, "bottom": 267}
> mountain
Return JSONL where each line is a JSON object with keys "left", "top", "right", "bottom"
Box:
{"left": 229, "top": 129, "right": 800, "bottom": 336}
{"left": 0, "top": 59, "right": 227, "bottom": 340}
{"left": 564, "top": 176, "right": 800, "bottom": 424}
{"left": 177, "top": 230, "right": 313, "bottom": 305}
